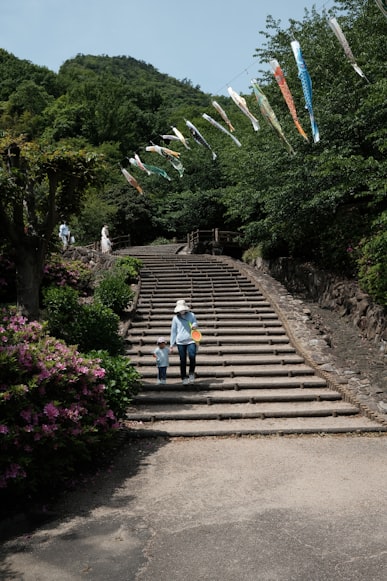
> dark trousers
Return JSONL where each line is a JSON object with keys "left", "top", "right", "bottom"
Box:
{"left": 158, "top": 367, "right": 167, "bottom": 381}
{"left": 177, "top": 343, "right": 197, "bottom": 379}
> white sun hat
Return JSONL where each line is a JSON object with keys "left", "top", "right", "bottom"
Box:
{"left": 174, "top": 299, "right": 191, "bottom": 313}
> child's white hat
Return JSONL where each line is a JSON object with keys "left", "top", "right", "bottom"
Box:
{"left": 157, "top": 336, "right": 167, "bottom": 344}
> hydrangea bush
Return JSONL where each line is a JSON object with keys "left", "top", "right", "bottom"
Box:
{"left": 0, "top": 308, "right": 120, "bottom": 497}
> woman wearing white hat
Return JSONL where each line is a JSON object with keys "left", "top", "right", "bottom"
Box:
{"left": 170, "top": 299, "right": 199, "bottom": 384}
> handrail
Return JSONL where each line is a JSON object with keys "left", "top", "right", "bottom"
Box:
{"left": 187, "top": 228, "right": 240, "bottom": 251}
{"left": 84, "top": 230, "right": 240, "bottom": 254}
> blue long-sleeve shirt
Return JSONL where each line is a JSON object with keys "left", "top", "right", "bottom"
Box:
{"left": 170, "top": 312, "right": 198, "bottom": 347}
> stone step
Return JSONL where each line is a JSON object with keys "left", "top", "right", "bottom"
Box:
{"left": 139, "top": 376, "right": 328, "bottom": 389}
{"left": 128, "top": 345, "right": 297, "bottom": 356}
{"left": 128, "top": 336, "right": 291, "bottom": 346}
{"left": 133, "top": 387, "right": 340, "bottom": 404}
{"left": 131, "top": 320, "right": 283, "bottom": 329}
{"left": 132, "top": 354, "right": 305, "bottom": 366}
{"left": 132, "top": 313, "right": 279, "bottom": 321}
{"left": 136, "top": 365, "right": 317, "bottom": 380}
{"left": 126, "top": 401, "right": 359, "bottom": 421}
{"left": 128, "top": 327, "right": 286, "bottom": 337}
{"left": 125, "top": 415, "right": 386, "bottom": 437}
{"left": 123, "top": 252, "right": 385, "bottom": 437}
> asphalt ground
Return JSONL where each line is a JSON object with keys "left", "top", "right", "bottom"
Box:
{"left": 1, "top": 433, "right": 387, "bottom": 581}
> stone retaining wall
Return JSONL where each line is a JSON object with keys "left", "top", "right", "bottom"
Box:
{"left": 253, "top": 256, "right": 387, "bottom": 353}
{"left": 63, "top": 246, "right": 117, "bottom": 276}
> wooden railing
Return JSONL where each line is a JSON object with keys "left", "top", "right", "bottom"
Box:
{"left": 187, "top": 228, "right": 241, "bottom": 252}
{"left": 84, "top": 234, "right": 131, "bottom": 252}
{"left": 84, "top": 230, "right": 241, "bottom": 254}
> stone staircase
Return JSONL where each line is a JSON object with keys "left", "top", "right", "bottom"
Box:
{"left": 121, "top": 251, "right": 386, "bottom": 437}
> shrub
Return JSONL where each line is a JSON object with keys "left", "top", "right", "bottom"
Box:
{"left": 75, "top": 302, "right": 124, "bottom": 355}
{"left": 0, "top": 308, "right": 119, "bottom": 499}
{"left": 88, "top": 350, "right": 141, "bottom": 420}
{"left": 357, "top": 213, "right": 387, "bottom": 307}
{"left": 42, "top": 285, "right": 81, "bottom": 344}
{"left": 113, "top": 256, "right": 142, "bottom": 284}
{"left": 42, "top": 287, "right": 124, "bottom": 355}
{"left": 94, "top": 273, "right": 134, "bottom": 314}
{"left": 242, "top": 245, "right": 263, "bottom": 265}
{"left": 42, "top": 254, "right": 94, "bottom": 295}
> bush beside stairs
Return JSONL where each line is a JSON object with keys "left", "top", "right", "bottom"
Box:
{"left": 120, "top": 249, "right": 386, "bottom": 437}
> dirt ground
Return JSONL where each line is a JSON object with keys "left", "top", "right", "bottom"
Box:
{"left": 304, "top": 298, "right": 387, "bottom": 404}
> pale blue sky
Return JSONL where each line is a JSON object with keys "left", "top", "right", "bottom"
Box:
{"left": 2, "top": 0, "right": 334, "bottom": 95}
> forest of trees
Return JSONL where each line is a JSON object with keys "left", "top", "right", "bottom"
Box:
{"left": 0, "top": 0, "right": 386, "bottom": 310}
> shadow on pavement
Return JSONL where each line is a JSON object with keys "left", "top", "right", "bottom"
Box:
{"left": 0, "top": 430, "right": 169, "bottom": 547}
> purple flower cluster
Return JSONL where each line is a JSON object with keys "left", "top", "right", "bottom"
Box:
{"left": 0, "top": 308, "right": 119, "bottom": 491}
{"left": 43, "top": 254, "right": 93, "bottom": 294}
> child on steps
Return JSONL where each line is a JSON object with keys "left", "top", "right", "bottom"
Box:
{"left": 153, "top": 337, "right": 169, "bottom": 385}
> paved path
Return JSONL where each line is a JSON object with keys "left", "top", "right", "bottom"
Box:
{"left": 1, "top": 435, "right": 387, "bottom": 580}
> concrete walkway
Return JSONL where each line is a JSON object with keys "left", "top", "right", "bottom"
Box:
{"left": 1, "top": 434, "right": 387, "bottom": 580}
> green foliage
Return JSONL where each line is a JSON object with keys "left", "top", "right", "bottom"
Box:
{"left": 242, "top": 246, "right": 263, "bottom": 265}
{"left": 94, "top": 273, "right": 134, "bottom": 314}
{"left": 88, "top": 350, "right": 141, "bottom": 420}
{"left": 150, "top": 237, "right": 172, "bottom": 245}
{"left": 42, "top": 285, "right": 80, "bottom": 344}
{"left": 357, "top": 212, "right": 387, "bottom": 307}
{"left": 69, "top": 189, "right": 118, "bottom": 244}
{"left": 113, "top": 256, "right": 142, "bottom": 283}
{"left": 42, "top": 286, "right": 124, "bottom": 355}
{"left": 74, "top": 301, "right": 124, "bottom": 355}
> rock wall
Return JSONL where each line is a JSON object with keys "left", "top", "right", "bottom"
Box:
{"left": 253, "top": 256, "right": 387, "bottom": 353}
{"left": 63, "top": 246, "right": 117, "bottom": 276}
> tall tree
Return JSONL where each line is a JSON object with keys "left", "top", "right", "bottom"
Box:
{"left": 0, "top": 133, "right": 103, "bottom": 319}
{"left": 220, "top": 0, "right": 386, "bottom": 270}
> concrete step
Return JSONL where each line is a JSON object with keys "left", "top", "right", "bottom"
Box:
{"left": 123, "top": 253, "right": 386, "bottom": 437}
{"left": 136, "top": 366, "right": 317, "bottom": 380}
{"left": 139, "top": 376, "right": 328, "bottom": 389}
{"left": 128, "top": 327, "right": 286, "bottom": 338}
{"left": 132, "top": 387, "right": 340, "bottom": 404}
{"left": 130, "top": 320, "right": 283, "bottom": 330}
{"left": 125, "top": 415, "right": 386, "bottom": 437}
{"left": 131, "top": 354, "right": 305, "bottom": 366}
{"left": 126, "top": 401, "right": 360, "bottom": 421}
{"left": 129, "top": 345, "right": 297, "bottom": 356}
{"left": 128, "top": 336, "right": 291, "bottom": 346}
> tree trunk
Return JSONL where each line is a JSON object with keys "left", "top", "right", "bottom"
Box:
{"left": 14, "top": 238, "right": 46, "bottom": 321}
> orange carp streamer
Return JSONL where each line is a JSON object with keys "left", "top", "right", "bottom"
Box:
{"left": 269, "top": 59, "right": 309, "bottom": 142}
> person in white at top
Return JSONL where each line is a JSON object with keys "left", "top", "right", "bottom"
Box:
{"left": 170, "top": 299, "right": 198, "bottom": 385}
{"left": 59, "top": 221, "right": 70, "bottom": 250}
{"left": 101, "top": 224, "right": 112, "bottom": 254}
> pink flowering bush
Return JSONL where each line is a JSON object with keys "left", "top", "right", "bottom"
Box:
{"left": 0, "top": 307, "right": 120, "bottom": 499}
{"left": 42, "top": 254, "right": 94, "bottom": 295}
{"left": 0, "top": 253, "right": 94, "bottom": 303}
